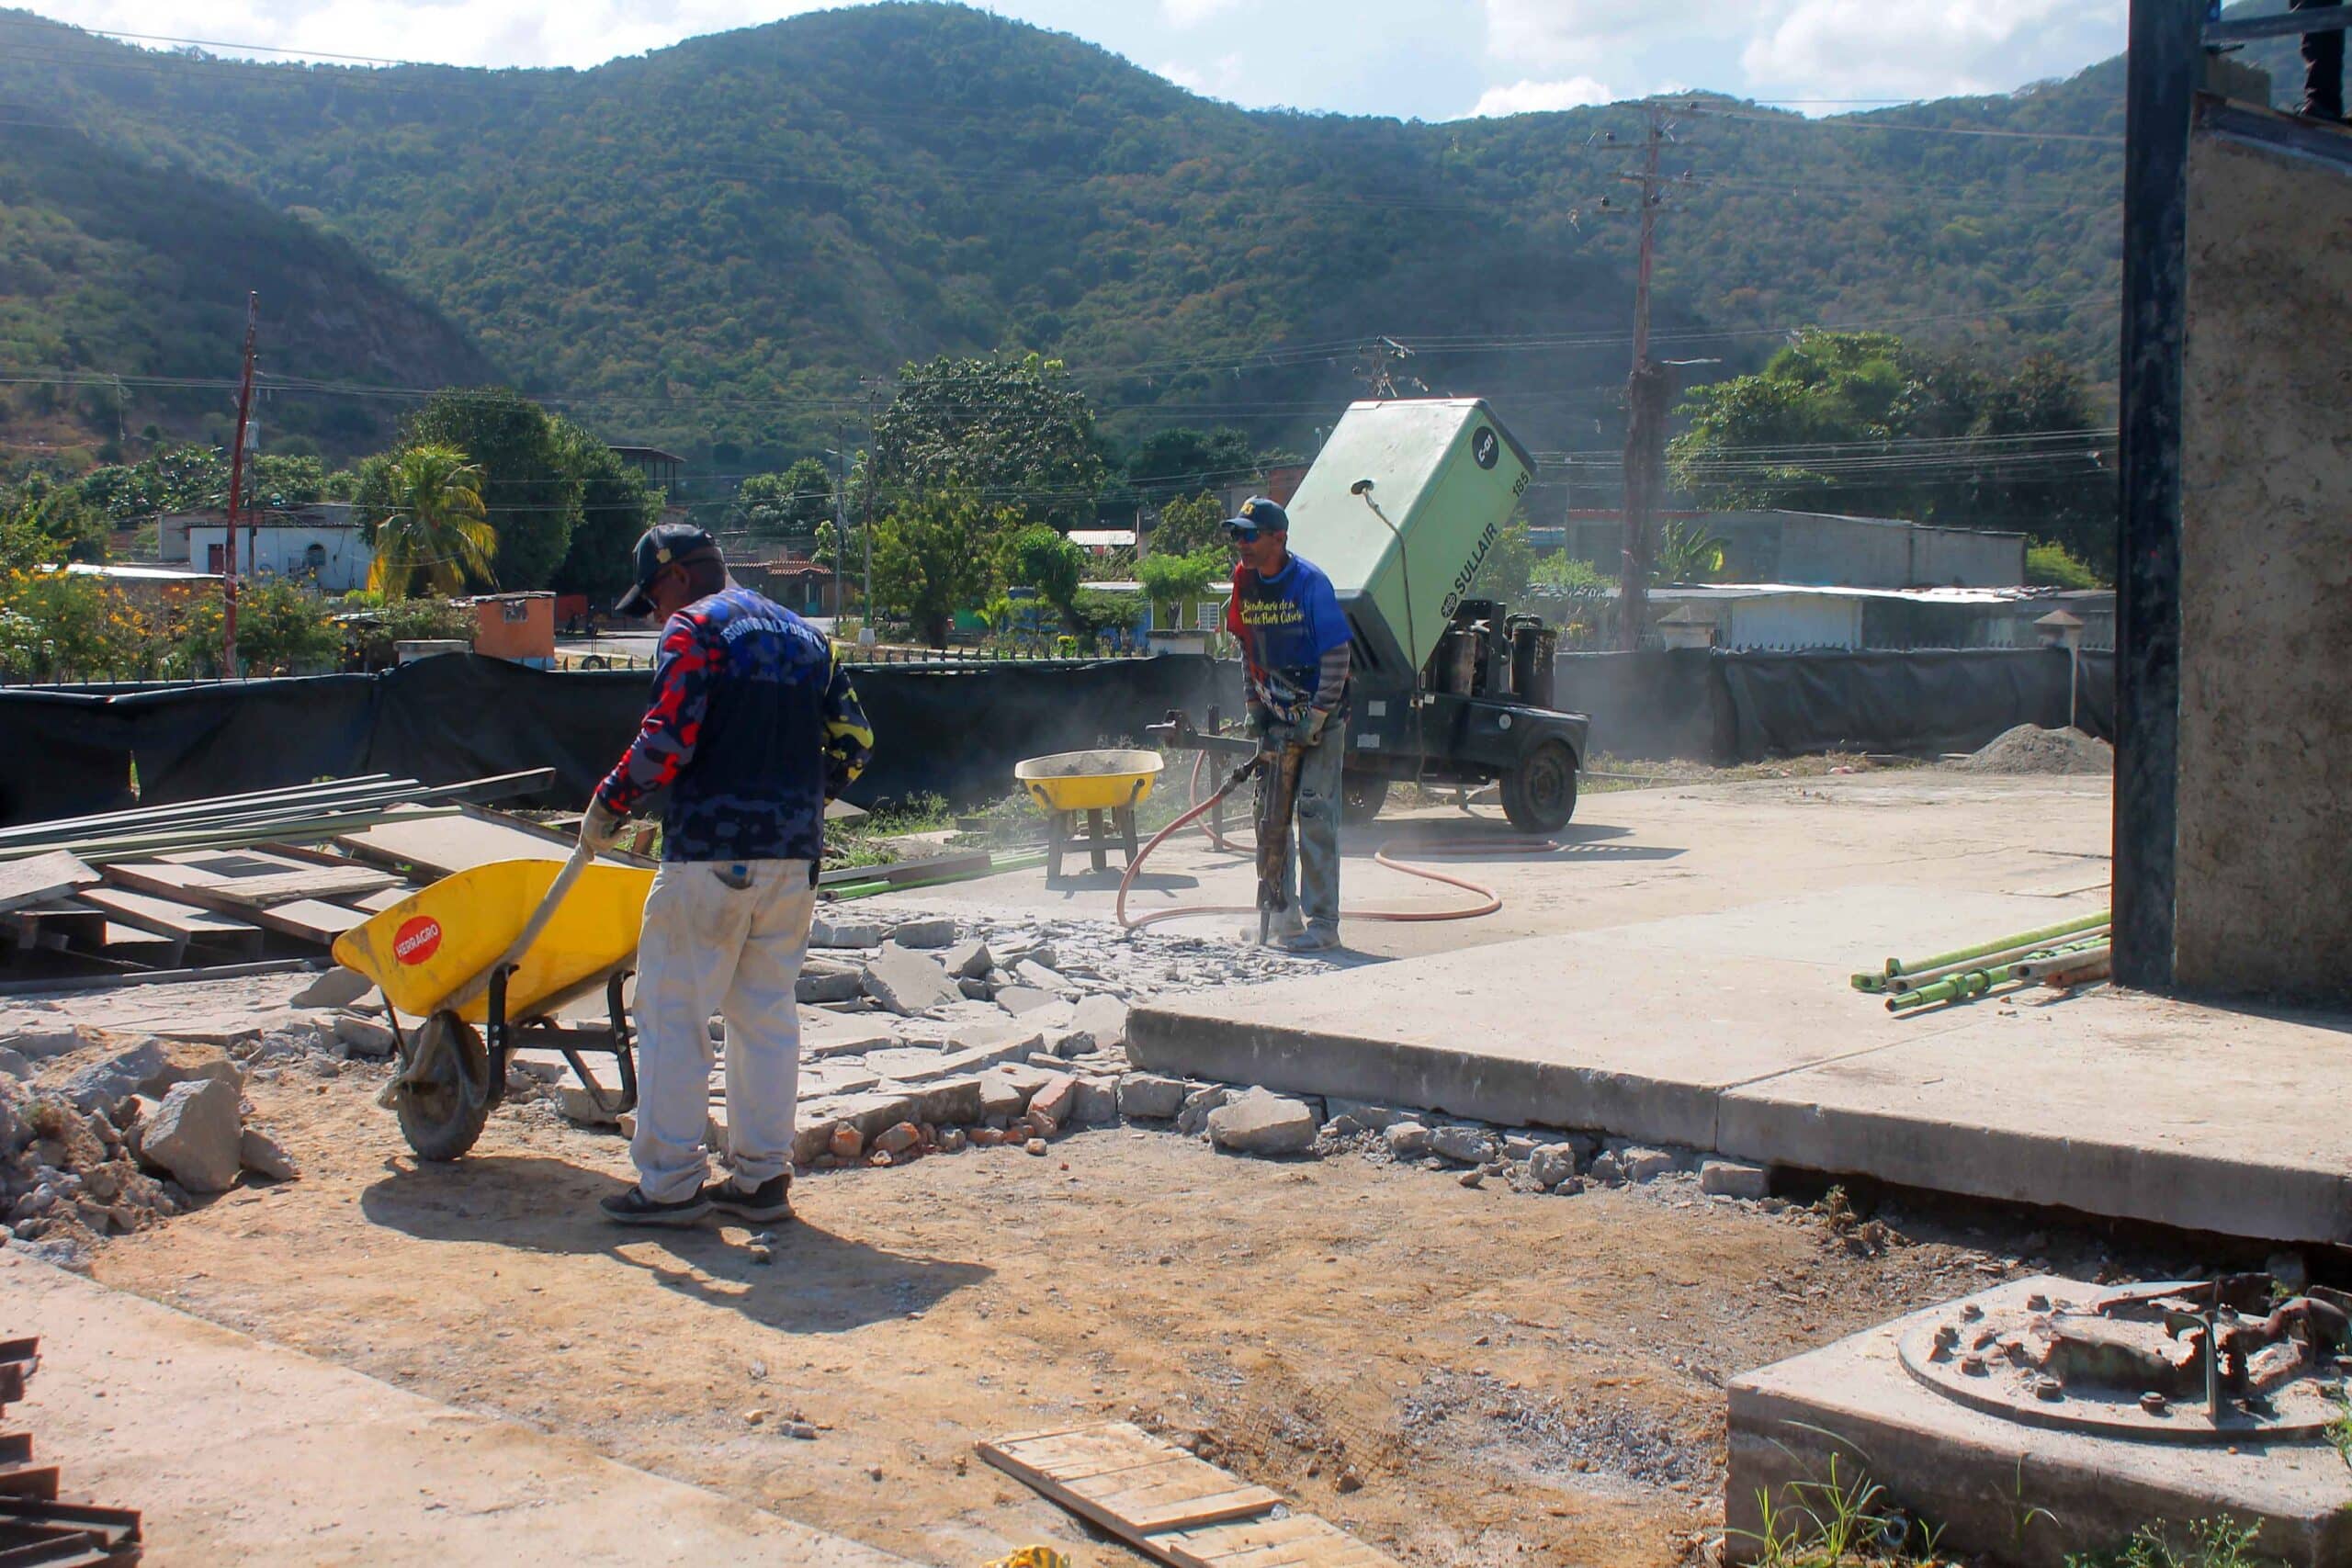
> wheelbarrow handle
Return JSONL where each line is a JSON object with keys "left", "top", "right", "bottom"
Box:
{"left": 435, "top": 836, "right": 598, "bottom": 1015}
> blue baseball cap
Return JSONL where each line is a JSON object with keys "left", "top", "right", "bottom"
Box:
{"left": 1224, "top": 496, "right": 1289, "bottom": 540}
{"left": 615, "top": 523, "right": 721, "bottom": 616}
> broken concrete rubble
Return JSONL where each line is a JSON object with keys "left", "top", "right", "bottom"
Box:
{"left": 1207, "top": 1089, "right": 1318, "bottom": 1156}
{"left": 1429, "top": 1125, "right": 1498, "bottom": 1166}
{"left": 888, "top": 917, "right": 956, "bottom": 950}
{"left": 1700, "top": 1156, "right": 1770, "bottom": 1199}
{"left": 1116, "top": 1074, "right": 1186, "bottom": 1121}
{"left": 140, "top": 1077, "right": 244, "bottom": 1195}
{"left": 860, "top": 949, "right": 960, "bottom": 1017}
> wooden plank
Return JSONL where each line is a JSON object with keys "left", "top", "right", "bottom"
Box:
{"left": 1, "top": 903, "right": 107, "bottom": 953}
{"left": 74, "top": 886, "right": 266, "bottom": 956}
{"left": 103, "top": 857, "right": 392, "bottom": 912}
{"left": 1151, "top": 1514, "right": 1405, "bottom": 1568}
{"left": 334, "top": 805, "right": 643, "bottom": 881}
{"left": 89, "top": 922, "right": 186, "bottom": 967}
{"left": 979, "top": 1423, "right": 1282, "bottom": 1542}
{"left": 0, "top": 852, "right": 98, "bottom": 917}
{"left": 255, "top": 899, "right": 370, "bottom": 945}
{"left": 103, "top": 864, "right": 358, "bottom": 945}
{"left": 349, "top": 886, "right": 414, "bottom": 914}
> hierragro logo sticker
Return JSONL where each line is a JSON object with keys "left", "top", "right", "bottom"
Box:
{"left": 393, "top": 916, "right": 443, "bottom": 966}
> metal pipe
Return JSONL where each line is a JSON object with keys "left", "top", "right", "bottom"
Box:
{"left": 1884, "top": 928, "right": 2111, "bottom": 992}
{"left": 1879, "top": 910, "right": 2111, "bottom": 978}
{"left": 0, "top": 775, "right": 405, "bottom": 843}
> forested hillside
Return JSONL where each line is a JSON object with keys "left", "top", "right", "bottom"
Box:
{"left": 0, "top": 3, "right": 2303, "bottom": 476}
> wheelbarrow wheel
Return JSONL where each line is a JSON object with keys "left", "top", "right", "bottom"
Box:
{"left": 397, "top": 1010, "right": 492, "bottom": 1162}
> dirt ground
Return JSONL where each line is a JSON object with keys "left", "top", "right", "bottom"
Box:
{"left": 91, "top": 1060, "right": 2180, "bottom": 1568}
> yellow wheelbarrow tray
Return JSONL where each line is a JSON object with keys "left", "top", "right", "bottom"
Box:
{"left": 1015, "top": 750, "right": 1164, "bottom": 886}
{"left": 333, "top": 856, "right": 656, "bottom": 1161}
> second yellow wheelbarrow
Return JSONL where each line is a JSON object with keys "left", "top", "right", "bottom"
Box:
{"left": 1016, "top": 749, "right": 1163, "bottom": 886}
{"left": 332, "top": 847, "right": 655, "bottom": 1161}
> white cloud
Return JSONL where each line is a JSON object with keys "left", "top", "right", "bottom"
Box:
{"left": 1468, "top": 76, "right": 1614, "bottom": 118}
{"left": 1159, "top": 0, "right": 1241, "bottom": 28}
{"left": 1739, "top": 0, "right": 2123, "bottom": 99}
{"left": 1155, "top": 50, "right": 1250, "bottom": 103}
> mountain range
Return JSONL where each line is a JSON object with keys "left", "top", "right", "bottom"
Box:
{"left": 0, "top": 3, "right": 2310, "bottom": 483}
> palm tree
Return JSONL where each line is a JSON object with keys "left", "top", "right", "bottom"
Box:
{"left": 367, "top": 445, "right": 496, "bottom": 597}
{"left": 1652, "top": 519, "right": 1729, "bottom": 585}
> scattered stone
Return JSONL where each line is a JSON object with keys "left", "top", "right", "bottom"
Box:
{"left": 969, "top": 1127, "right": 1005, "bottom": 1148}
{"left": 1175, "top": 1085, "right": 1235, "bottom": 1137}
{"left": 860, "top": 948, "right": 960, "bottom": 1016}
{"left": 873, "top": 1122, "right": 922, "bottom": 1156}
{"left": 1385, "top": 1121, "right": 1432, "bottom": 1157}
{"left": 828, "top": 1124, "right": 865, "bottom": 1161}
{"left": 943, "top": 939, "right": 995, "bottom": 979}
{"left": 811, "top": 914, "right": 889, "bottom": 949}
{"left": 1551, "top": 1175, "right": 1588, "bottom": 1197}
{"left": 1429, "top": 1124, "right": 1498, "bottom": 1166}
{"left": 796, "top": 965, "right": 865, "bottom": 1004}
{"left": 1023, "top": 1137, "right": 1048, "bottom": 1156}
{"left": 1620, "top": 1146, "right": 1679, "bottom": 1182}
{"left": 1526, "top": 1145, "right": 1577, "bottom": 1191}
{"left": 899, "top": 1077, "right": 985, "bottom": 1126}
{"left": 334, "top": 1013, "right": 399, "bottom": 1058}
{"left": 290, "top": 967, "right": 375, "bottom": 1009}
{"left": 1457, "top": 1168, "right": 1484, "bottom": 1189}
{"left": 0, "top": 1048, "right": 28, "bottom": 1082}
{"left": 943, "top": 1022, "right": 1047, "bottom": 1067}
{"left": 995, "top": 986, "right": 1056, "bottom": 1017}
{"left": 1206, "top": 1089, "right": 1318, "bottom": 1156}
{"left": 956, "top": 977, "right": 993, "bottom": 1001}
{"left": 1068, "top": 994, "right": 1129, "bottom": 1049}
{"left": 1042, "top": 1027, "right": 1095, "bottom": 1059}
{"left": 937, "top": 1127, "right": 968, "bottom": 1153}
{"left": 1029, "top": 1074, "right": 1080, "bottom": 1126}
{"left": 1699, "top": 1156, "right": 1770, "bottom": 1200}
{"left": 1014, "top": 960, "right": 1070, "bottom": 992}
{"left": 783, "top": 1421, "right": 820, "bottom": 1440}
{"left": 1, "top": 1026, "right": 107, "bottom": 1063}
{"left": 889, "top": 917, "right": 957, "bottom": 950}
{"left": 1117, "top": 1073, "right": 1187, "bottom": 1121}
{"left": 799, "top": 1013, "right": 899, "bottom": 1058}
{"left": 58, "top": 1040, "right": 168, "bottom": 1117}
{"left": 137, "top": 1078, "right": 243, "bottom": 1194}
{"left": 977, "top": 1075, "right": 1030, "bottom": 1121}
{"left": 237, "top": 1128, "right": 300, "bottom": 1182}
{"left": 1586, "top": 1152, "right": 1625, "bottom": 1185}
{"left": 1071, "top": 1078, "right": 1119, "bottom": 1127}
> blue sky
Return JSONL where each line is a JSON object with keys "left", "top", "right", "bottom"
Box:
{"left": 28, "top": 0, "right": 2132, "bottom": 118}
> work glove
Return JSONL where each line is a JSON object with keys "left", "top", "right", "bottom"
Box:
{"left": 580, "top": 796, "right": 626, "bottom": 854}
{"left": 1300, "top": 708, "right": 1330, "bottom": 748}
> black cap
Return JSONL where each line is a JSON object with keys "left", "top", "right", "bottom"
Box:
{"left": 1224, "top": 496, "right": 1289, "bottom": 539}
{"left": 615, "top": 524, "right": 721, "bottom": 617}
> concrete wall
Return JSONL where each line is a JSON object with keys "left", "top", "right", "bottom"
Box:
{"left": 1776, "top": 514, "right": 1915, "bottom": 587}
{"left": 187, "top": 525, "right": 372, "bottom": 592}
{"left": 2174, "top": 118, "right": 2352, "bottom": 1000}
{"left": 1909, "top": 525, "right": 2026, "bottom": 588}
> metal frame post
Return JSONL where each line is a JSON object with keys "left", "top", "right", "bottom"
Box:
{"left": 2113, "top": 0, "right": 2199, "bottom": 991}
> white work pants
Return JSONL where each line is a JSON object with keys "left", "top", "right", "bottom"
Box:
{"left": 629, "top": 858, "right": 813, "bottom": 1203}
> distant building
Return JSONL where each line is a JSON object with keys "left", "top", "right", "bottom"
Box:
{"left": 734, "top": 556, "right": 836, "bottom": 617}
{"left": 1559, "top": 509, "right": 2028, "bottom": 590}
{"left": 183, "top": 504, "right": 372, "bottom": 592}
{"left": 1067, "top": 528, "right": 1136, "bottom": 555}
{"left": 610, "top": 446, "right": 685, "bottom": 498}
{"left": 471, "top": 592, "right": 556, "bottom": 667}
{"left": 1631, "top": 583, "right": 2114, "bottom": 652}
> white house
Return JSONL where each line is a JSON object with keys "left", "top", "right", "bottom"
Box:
{"left": 185, "top": 504, "right": 372, "bottom": 592}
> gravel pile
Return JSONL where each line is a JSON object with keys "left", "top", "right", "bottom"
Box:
{"left": 1952, "top": 724, "right": 2113, "bottom": 775}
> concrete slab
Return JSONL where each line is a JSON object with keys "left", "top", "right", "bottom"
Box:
{"left": 0, "top": 1252, "right": 913, "bottom": 1566}
{"left": 1132, "top": 886, "right": 2081, "bottom": 1151}
{"left": 1727, "top": 1277, "right": 2352, "bottom": 1567}
{"left": 1718, "top": 989, "right": 2352, "bottom": 1243}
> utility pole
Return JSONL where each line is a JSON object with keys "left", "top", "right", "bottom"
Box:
{"left": 860, "top": 379, "right": 883, "bottom": 646}
{"left": 1616, "top": 105, "right": 1669, "bottom": 651}
{"left": 831, "top": 424, "right": 847, "bottom": 625}
{"left": 220, "top": 292, "right": 258, "bottom": 679}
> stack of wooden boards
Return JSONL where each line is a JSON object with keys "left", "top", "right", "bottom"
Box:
{"left": 0, "top": 1336, "right": 143, "bottom": 1564}
{"left": 979, "top": 1422, "right": 1402, "bottom": 1568}
{"left": 0, "top": 794, "right": 651, "bottom": 988}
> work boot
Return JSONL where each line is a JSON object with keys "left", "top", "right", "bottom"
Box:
{"left": 1264, "top": 904, "right": 1306, "bottom": 943}
{"left": 598, "top": 1184, "right": 711, "bottom": 1227}
{"left": 1279, "top": 923, "right": 1342, "bottom": 954}
{"left": 706, "top": 1173, "right": 793, "bottom": 1224}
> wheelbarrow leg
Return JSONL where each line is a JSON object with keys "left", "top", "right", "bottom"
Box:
{"left": 1118, "top": 804, "right": 1139, "bottom": 867}
{"left": 1046, "top": 810, "right": 1069, "bottom": 887}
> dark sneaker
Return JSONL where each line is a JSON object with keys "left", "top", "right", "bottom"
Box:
{"left": 599, "top": 1185, "right": 711, "bottom": 1227}
{"left": 706, "top": 1174, "right": 793, "bottom": 1223}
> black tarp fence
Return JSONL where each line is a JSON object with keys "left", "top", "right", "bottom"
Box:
{"left": 0, "top": 653, "right": 1227, "bottom": 826}
{"left": 0, "top": 647, "right": 2112, "bottom": 827}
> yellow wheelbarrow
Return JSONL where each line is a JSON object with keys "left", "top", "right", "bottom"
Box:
{"left": 1016, "top": 749, "right": 1163, "bottom": 887}
{"left": 332, "top": 844, "right": 655, "bottom": 1161}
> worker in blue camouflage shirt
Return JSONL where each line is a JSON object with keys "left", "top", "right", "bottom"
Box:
{"left": 1223, "top": 496, "right": 1351, "bottom": 952}
{"left": 582, "top": 525, "right": 873, "bottom": 1226}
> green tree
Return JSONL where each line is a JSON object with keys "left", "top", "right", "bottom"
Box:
{"left": 1135, "top": 545, "right": 1225, "bottom": 629}
{"left": 2026, "top": 542, "right": 2102, "bottom": 588}
{"left": 0, "top": 473, "right": 106, "bottom": 567}
{"left": 391, "top": 389, "right": 579, "bottom": 589}
{"left": 870, "top": 488, "right": 1010, "bottom": 647}
{"left": 872, "top": 355, "right": 1105, "bottom": 531}
{"left": 729, "top": 458, "right": 836, "bottom": 536}
{"left": 550, "top": 419, "right": 658, "bottom": 597}
{"left": 1653, "top": 519, "right": 1728, "bottom": 584}
{"left": 181, "top": 577, "right": 342, "bottom": 675}
{"left": 1669, "top": 330, "right": 2116, "bottom": 576}
{"left": 366, "top": 445, "right": 497, "bottom": 597}
{"left": 1468, "top": 517, "right": 1536, "bottom": 604}
{"left": 1149, "top": 491, "right": 1229, "bottom": 558}
{"left": 1126, "top": 426, "right": 1258, "bottom": 497}
{"left": 1000, "top": 523, "right": 1084, "bottom": 627}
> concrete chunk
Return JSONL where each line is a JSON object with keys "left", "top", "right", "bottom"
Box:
{"left": 1621, "top": 1146, "right": 1679, "bottom": 1182}
{"left": 1069, "top": 994, "right": 1129, "bottom": 1050}
{"left": 1430, "top": 1124, "right": 1498, "bottom": 1166}
{"left": 899, "top": 1077, "right": 985, "bottom": 1125}
{"left": 60, "top": 1040, "right": 168, "bottom": 1117}
{"left": 1527, "top": 1145, "right": 1577, "bottom": 1191}
{"left": 1700, "top": 1156, "right": 1770, "bottom": 1199}
{"left": 1072, "top": 1078, "right": 1118, "bottom": 1126}
{"left": 1208, "top": 1089, "right": 1319, "bottom": 1156}
{"left": 810, "top": 914, "right": 888, "bottom": 949}
{"left": 1043, "top": 1027, "right": 1095, "bottom": 1059}
{"left": 238, "top": 1127, "right": 300, "bottom": 1181}
{"left": 944, "top": 939, "right": 994, "bottom": 979}
{"left": 796, "top": 964, "right": 865, "bottom": 1004}
{"left": 1014, "top": 960, "right": 1069, "bottom": 992}
{"left": 1029, "top": 1073, "right": 1080, "bottom": 1126}
{"left": 334, "top": 1013, "right": 399, "bottom": 1058}
{"left": 995, "top": 986, "right": 1055, "bottom": 1017}
{"left": 888, "top": 917, "right": 957, "bottom": 950}
{"left": 944, "top": 1022, "right": 1047, "bottom": 1066}
{"left": 291, "top": 967, "right": 374, "bottom": 1010}
{"left": 140, "top": 1077, "right": 243, "bottom": 1194}
{"left": 860, "top": 948, "right": 959, "bottom": 1016}
{"left": 1117, "top": 1073, "right": 1187, "bottom": 1121}
{"left": 1175, "top": 1085, "right": 1234, "bottom": 1137}
{"left": 1385, "top": 1121, "right": 1432, "bottom": 1157}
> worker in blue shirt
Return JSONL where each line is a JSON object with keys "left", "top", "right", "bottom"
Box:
{"left": 1222, "top": 497, "right": 1351, "bottom": 952}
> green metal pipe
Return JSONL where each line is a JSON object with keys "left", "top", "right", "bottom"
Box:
{"left": 1885, "top": 928, "right": 2110, "bottom": 993}
{"left": 1883, "top": 910, "right": 2110, "bottom": 978}
{"left": 829, "top": 851, "right": 1045, "bottom": 901}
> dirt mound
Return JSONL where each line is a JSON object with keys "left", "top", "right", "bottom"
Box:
{"left": 1954, "top": 724, "right": 2113, "bottom": 775}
